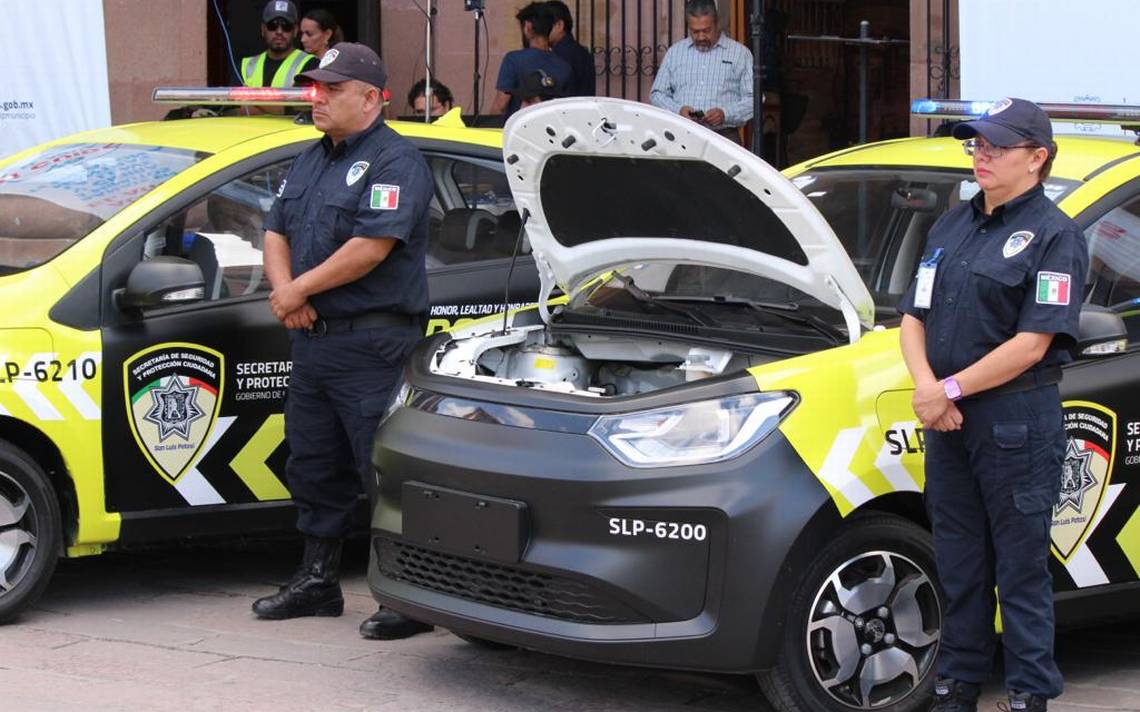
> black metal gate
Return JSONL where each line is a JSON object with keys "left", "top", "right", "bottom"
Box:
{"left": 571, "top": 0, "right": 688, "bottom": 101}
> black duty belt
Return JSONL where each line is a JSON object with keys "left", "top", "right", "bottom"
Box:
{"left": 974, "top": 364, "right": 1062, "bottom": 399}
{"left": 306, "top": 311, "right": 415, "bottom": 337}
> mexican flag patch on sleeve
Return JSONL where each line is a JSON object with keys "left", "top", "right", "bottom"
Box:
{"left": 370, "top": 184, "right": 400, "bottom": 210}
{"left": 1036, "top": 271, "right": 1071, "bottom": 305}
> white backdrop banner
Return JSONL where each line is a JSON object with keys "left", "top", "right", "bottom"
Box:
{"left": 960, "top": 0, "right": 1136, "bottom": 137}
{"left": 0, "top": 0, "right": 112, "bottom": 157}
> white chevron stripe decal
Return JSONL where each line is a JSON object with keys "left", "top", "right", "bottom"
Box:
{"left": 819, "top": 426, "right": 874, "bottom": 507}
{"left": 169, "top": 416, "right": 235, "bottom": 506}
{"left": 13, "top": 353, "right": 62, "bottom": 420}
{"left": 1063, "top": 483, "right": 1125, "bottom": 588}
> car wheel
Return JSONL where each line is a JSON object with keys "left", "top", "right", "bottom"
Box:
{"left": 758, "top": 515, "right": 942, "bottom": 712}
{"left": 0, "top": 441, "right": 61, "bottom": 624}
{"left": 454, "top": 632, "right": 515, "bottom": 650}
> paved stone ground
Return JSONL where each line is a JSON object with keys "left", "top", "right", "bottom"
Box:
{"left": 3, "top": 539, "right": 1138, "bottom": 711}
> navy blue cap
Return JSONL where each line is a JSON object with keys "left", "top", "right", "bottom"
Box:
{"left": 515, "top": 69, "right": 566, "bottom": 100}
{"left": 952, "top": 97, "right": 1055, "bottom": 154}
{"left": 296, "top": 43, "right": 388, "bottom": 90}
{"left": 262, "top": 0, "right": 298, "bottom": 24}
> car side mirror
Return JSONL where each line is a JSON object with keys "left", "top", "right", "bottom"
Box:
{"left": 115, "top": 256, "right": 205, "bottom": 310}
{"left": 1074, "top": 304, "right": 1128, "bottom": 358}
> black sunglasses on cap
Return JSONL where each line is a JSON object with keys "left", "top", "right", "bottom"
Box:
{"left": 266, "top": 19, "right": 294, "bottom": 31}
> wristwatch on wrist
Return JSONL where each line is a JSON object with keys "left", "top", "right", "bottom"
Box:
{"left": 941, "top": 376, "right": 963, "bottom": 402}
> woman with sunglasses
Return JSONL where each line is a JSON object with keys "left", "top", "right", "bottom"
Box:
{"left": 239, "top": 0, "right": 317, "bottom": 88}
{"left": 898, "top": 98, "right": 1088, "bottom": 712}
{"left": 300, "top": 8, "right": 344, "bottom": 61}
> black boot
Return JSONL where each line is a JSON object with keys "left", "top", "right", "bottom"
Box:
{"left": 359, "top": 606, "right": 434, "bottom": 640}
{"left": 1000, "top": 691, "right": 1047, "bottom": 712}
{"left": 252, "top": 537, "right": 344, "bottom": 619}
{"left": 929, "top": 677, "right": 980, "bottom": 711}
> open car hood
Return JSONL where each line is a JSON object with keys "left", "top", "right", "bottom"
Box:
{"left": 502, "top": 98, "right": 875, "bottom": 340}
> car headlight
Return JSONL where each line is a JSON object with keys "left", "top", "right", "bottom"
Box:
{"left": 379, "top": 376, "right": 412, "bottom": 428}
{"left": 587, "top": 392, "right": 796, "bottom": 468}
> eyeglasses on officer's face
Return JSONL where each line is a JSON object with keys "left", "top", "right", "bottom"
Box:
{"left": 266, "top": 20, "right": 295, "bottom": 32}
{"left": 962, "top": 138, "right": 1038, "bottom": 159}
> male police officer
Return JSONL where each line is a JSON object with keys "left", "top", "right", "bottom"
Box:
{"left": 899, "top": 98, "right": 1087, "bottom": 711}
{"left": 240, "top": 1, "right": 316, "bottom": 88}
{"left": 252, "top": 43, "right": 434, "bottom": 641}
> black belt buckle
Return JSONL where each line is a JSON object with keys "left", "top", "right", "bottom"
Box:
{"left": 307, "top": 318, "right": 328, "bottom": 338}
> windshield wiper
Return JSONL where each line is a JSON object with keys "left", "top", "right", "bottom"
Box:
{"left": 610, "top": 273, "right": 718, "bottom": 327}
{"left": 655, "top": 295, "right": 847, "bottom": 345}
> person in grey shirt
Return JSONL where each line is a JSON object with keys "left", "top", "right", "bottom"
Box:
{"left": 650, "top": 0, "right": 753, "bottom": 143}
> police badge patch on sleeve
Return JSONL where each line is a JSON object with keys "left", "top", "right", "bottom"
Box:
{"left": 1002, "top": 230, "right": 1034, "bottom": 258}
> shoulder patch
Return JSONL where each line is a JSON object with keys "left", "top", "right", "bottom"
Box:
{"left": 346, "top": 161, "right": 369, "bottom": 186}
{"left": 1036, "top": 271, "right": 1071, "bottom": 305}
{"left": 370, "top": 184, "right": 400, "bottom": 210}
{"left": 1003, "top": 230, "right": 1035, "bottom": 258}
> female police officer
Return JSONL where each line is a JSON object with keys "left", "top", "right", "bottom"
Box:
{"left": 898, "top": 98, "right": 1088, "bottom": 712}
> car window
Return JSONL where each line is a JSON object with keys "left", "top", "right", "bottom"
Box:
{"left": 794, "top": 169, "right": 1079, "bottom": 309}
{"left": 141, "top": 160, "right": 291, "bottom": 302}
{"left": 1084, "top": 194, "right": 1140, "bottom": 344}
{"left": 0, "top": 143, "right": 206, "bottom": 275}
{"left": 425, "top": 154, "right": 526, "bottom": 267}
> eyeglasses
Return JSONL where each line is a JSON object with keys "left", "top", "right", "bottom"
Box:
{"left": 266, "top": 20, "right": 294, "bottom": 32}
{"left": 962, "top": 138, "right": 1038, "bottom": 159}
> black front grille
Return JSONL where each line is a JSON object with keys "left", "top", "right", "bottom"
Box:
{"left": 376, "top": 537, "right": 649, "bottom": 624}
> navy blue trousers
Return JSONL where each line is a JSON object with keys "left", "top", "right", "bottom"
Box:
{"left": 924, "top": 385, "right": 1064, "bottom": 698}
{"left": 284, "top": 325, "right": 419, "bottom": 539}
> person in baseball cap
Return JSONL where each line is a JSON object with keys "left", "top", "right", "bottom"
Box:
{"left": 254, "top": 36, "right": 437, "bottom": 644}
{"left": 238, "top": 0, "right": 315, "bottom": 90}
{"left": 899, "top": 93, "right": 1083, "bottom": 712}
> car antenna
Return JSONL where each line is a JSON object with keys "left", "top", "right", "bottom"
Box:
{"left": 500, "top": 209, "right": 530, "bottom": 334}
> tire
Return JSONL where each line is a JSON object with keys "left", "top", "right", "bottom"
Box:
{"left": 757, "top": 515, "right": 943, "bottom": 712}
{"left": 453, "top": 632, "right": 515, "bottom": 650}
{"left": 0, "top": 441, "right": 62, "bottom": 624}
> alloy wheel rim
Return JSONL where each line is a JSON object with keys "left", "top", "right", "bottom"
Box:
{"left": 0, "top": 469, "right": 38, "bottom": 596}
{"left": 804, "top": 550, "right": 941, "bottom": 709}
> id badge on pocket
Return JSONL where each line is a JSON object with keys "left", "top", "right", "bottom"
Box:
{"left": 913, "top": 247, "right": 944, "bottom": 309}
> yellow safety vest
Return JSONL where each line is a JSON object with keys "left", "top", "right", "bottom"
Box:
{"left": 241, "top": 49, "right": 313, "bottom": 88}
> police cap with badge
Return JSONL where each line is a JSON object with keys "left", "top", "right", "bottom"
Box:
{"left": 951, "top": 97, "right": 1056, "bottom": 156}
{"left": 296, "top": 43, "right": 388, "bottom": 91}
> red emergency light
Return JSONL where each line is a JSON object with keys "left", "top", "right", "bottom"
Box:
{"left": 152, "top": 86, "right": 392, "bottom": 106}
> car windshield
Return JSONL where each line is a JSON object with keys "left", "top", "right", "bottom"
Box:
{"left": 0, "top": 143, "right": 206, "bottom": 274}
{"left": 791, "top": 167, "right": 1079, "bottom": 312}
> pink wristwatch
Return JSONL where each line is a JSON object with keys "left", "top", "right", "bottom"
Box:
{"left": 942, "top": 377, "right": 963, "bottom": 402}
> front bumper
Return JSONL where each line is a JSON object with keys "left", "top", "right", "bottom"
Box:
{"left": 368, "top": 384, "right": 834, "bottom": 673}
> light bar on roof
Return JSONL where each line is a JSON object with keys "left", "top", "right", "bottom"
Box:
{"left": 911, "top": 98, "right": 1140, "bottom": 125}
{"left": 153, "top": 87, "right": 317, "bottom": 105}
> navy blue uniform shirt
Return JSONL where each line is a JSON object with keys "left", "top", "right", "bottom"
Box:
{"left": 898, "top": 183, "right": 1089, "bottom": 378}
{"left": 552, "top": 35, "right": 596, "bottom": 97}
{"left": 264, "top": 117, "right": 433, "bottom": 319}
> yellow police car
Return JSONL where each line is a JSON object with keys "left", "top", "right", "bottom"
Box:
{"left": 366, "top": 98, "right": 1140, "bottom": 712}
{"left": 0, "top": 88, "right": 536, "bottom": 623}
